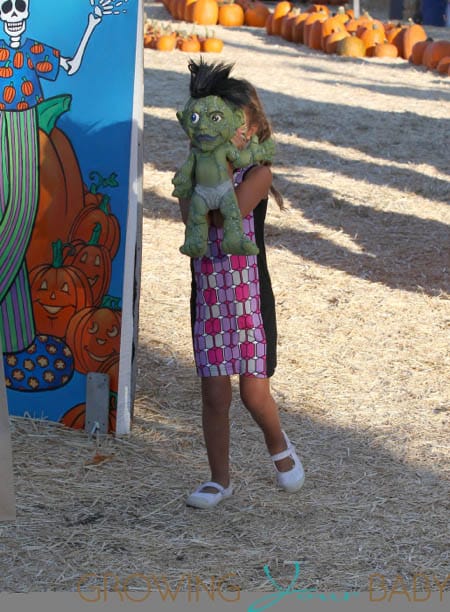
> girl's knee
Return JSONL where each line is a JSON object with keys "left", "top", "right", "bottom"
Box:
{"left": 240, "top": 382, "right": 269, "bottom": 412}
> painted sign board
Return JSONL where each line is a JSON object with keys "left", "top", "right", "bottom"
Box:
{"left": 0, "top": 0, "right": 143, "bottom": 435}
{"left": 0, "top": 352, "right": 15, "bottom": 520}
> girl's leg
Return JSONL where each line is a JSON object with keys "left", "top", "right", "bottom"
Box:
{"left": 201, "top": 376, "right": 232, "bottom": 490}
{"left": 239, "top": 376, "right": 293, "bottom": 472}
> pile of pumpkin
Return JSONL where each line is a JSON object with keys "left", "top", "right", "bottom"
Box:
{"left": 144, "top": 19, "right": 225, "bottom": 51}
{"left": 265, "top": 2, "right": 450, "bottom": 74}
{"left": 160, "top": 0, "right": 270, "bottom": 28}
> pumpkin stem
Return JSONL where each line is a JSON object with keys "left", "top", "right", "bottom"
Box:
{"left": 99, "top": 195, "right": 111, "bottom": 214}
{"left": 88, "top": 223, "right": 102, "bottom": 246}
{"left": 101, "top": 295, "right": 121, "bottom": 310}
{"left": 36, "top": 94, "right": 72, "bottom": 135}
{"left": 51, "top": 239, "right": 65, "bottom": 269}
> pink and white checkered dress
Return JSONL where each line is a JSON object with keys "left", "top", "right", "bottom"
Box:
{"left": 190, "top": 167, "right": 277, "bottom": 378}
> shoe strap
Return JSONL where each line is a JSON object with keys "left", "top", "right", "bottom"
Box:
{"left": 198, "top": 481, "right": 226, "bottom": 493}
{"left": 271, "top": 444, "right": 294, "bottom": 463}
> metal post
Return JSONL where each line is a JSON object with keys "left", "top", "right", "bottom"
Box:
{"left": 353, "top": 0, "right": 361, "bottom": 18}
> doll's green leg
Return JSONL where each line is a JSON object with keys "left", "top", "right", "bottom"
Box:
{"left": 220, "top": 193, "right": 259, "bottom": 256}
{"left": 180, "top": 194, "right": 209, "bottom": 257}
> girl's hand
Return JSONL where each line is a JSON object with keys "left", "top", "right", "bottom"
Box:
{"left": 231, "top": 126, "right": 248, "bottom": 150}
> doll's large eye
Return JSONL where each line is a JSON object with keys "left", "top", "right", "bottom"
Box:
{"left": 191, "top": 112, "right": 200, "bottom": 124}
{"left": 211, "top": 113, "right": 222, "bottom": 123}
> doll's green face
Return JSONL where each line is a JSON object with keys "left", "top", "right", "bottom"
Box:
{"left": 177, "top": 95, "right": 245, "bottom": 152}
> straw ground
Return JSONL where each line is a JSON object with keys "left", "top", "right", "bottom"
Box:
{"left": 1, "top": 1, "right": 449, "bottom": 595}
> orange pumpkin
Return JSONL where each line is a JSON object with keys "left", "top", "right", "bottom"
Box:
{"left": 156, "top": 34, "right": 177, "bottom": 51}
{"left": 265, "top": 13, "right": 274, "bottom": 35}
{"left": 410, "top": 38, "right": 433, "bottom": 65}
{"left": 280, "top": 9, "right": 300, "bottom": 42}
{"left": 244, "top": 2, "right": 269, "bottom": 27}
{"left": 218, "top": 1, "right": 245, "bottom": 26}
{"left": 325, "top": 30, "right": 350, "bottom": 54}
{"left": 201, "top": 35, "right": 224, "bottom": 52}
{"left": 372, "top": 42, "right": 399, "bottom": 58}
{"left": 65, "top": 223, "right": 112, "bottom": 306}
{"left": 336, "top": 35, "right": 366, "bottom": 58}
{"left": 29, "top": 239, "right": 94, "bottom": 338}
{"left": 303, "top": 10, "right": 327, "bottom": 48}
{"left": 320, "top": 16, "right": 344, "bottom": 50}
{"left": 357, "top": 23, "right": 386, "bottom": 54}
{"left": 422, "top": 40, "right": 450, "bottom": 70}
{"left": 27, "top": 95, "right": 85, "bottom": 270}
{"left": 65, "top": 296, "right": 122, "bottom": 375}
{"left": 69, "top": 195, "right": 121, "bottom": 259}
{"left": 184, "top": 0, "right": 198, "bottom": 21}
{"left": 272, "top": 1, "right": 292, "bottom": 35}
{"left": 180, "top": 35, "right": 202, "bottom": 52}
{"left": 306, "top": 4, "right": 329, "bottom": 14}
{"left": 402, "top": 22, "right": 427, "bottom": 61}
{"left": 436, "top": 56, "right": 450, "bottom": 74}
{"left": 291, "top": 13, "right": 309, "bottom": 44}
{"left": 191, "top": 0, "right": 219, "bottom": 25}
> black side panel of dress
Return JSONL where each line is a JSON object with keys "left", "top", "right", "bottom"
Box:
{"left": 253, "top": 198, "right": 277, "bottom": 377}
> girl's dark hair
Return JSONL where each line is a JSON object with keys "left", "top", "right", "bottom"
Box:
{"left": 188, "top": 59, "right": 284, "bottom": 209}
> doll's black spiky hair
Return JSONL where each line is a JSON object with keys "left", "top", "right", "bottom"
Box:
{"left": 188, "top": 58, "right": 251, "bottom": 108}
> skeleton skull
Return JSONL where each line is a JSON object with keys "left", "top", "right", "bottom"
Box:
{"left": 1, "top": 0, "right": 29, "bottom": 41}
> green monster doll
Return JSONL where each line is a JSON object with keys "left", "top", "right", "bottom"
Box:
{"left": 172, "top": 60, "right": 275, "bottom": 258}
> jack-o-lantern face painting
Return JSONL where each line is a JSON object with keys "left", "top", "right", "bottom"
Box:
{"left": 65, "top": 235, "right": 112, "bottom": 306}
{"left": 65, "top": 303, "right": 122, "bottom": 374}
{"left": 29, "top": 241, "right": 94, "bottom": 339}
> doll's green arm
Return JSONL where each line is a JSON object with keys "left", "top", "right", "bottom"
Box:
{"left": 226, "top": 137, "right": 275, "bottom": 170}
{"left": 172, "top": 151, "right": 195, "bottom": 198}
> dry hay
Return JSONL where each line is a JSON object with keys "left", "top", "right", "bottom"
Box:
{"left": 1, "top": 1, "right": 449, "bottom": 595}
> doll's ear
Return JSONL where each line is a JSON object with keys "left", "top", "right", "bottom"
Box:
{"left": 176, "top": 110, "right": 184, "bottom": 124}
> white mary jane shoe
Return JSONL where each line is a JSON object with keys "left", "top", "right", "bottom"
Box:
{"left": 186, "top": 481, "right": 233, "bottom": 509}
{"left": 271, "top": 431, "right": 305, "bottom": 493}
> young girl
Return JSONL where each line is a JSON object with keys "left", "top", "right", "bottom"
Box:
{"left": 177, "top": 61, "right": 305, "bottom": 509}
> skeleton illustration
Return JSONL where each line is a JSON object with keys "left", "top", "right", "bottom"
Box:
{"left": 0, "top": 0, "right": 127, "bottom": 354}
{"left": 0, "top": 0, "right": 127, "bottom": 72}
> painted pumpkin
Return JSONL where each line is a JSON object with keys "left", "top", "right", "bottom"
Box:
{"left": 68, "top": 195, "right": 121, "bottom": 259}
{"left": 60, "top": 401, "right": 116, "bottom": 433}
{"left": 65, "top": 295, "right": 122, "bottom": 375}
{"left": 26, "top": 95, "right": 85, "bottom": 270}
{"left": 65, "top": 223, "right": 112, "bottom": 306}
{"left": 29, "top": 240, "right": 94, "bottom": 338}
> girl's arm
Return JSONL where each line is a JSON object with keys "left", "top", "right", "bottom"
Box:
{"left": 235, "top": 164, "right": 272, "bottom": 217}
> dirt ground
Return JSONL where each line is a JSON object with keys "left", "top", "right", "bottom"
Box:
{"left": 1, "top": 1, "right": 449, "bottom": 595}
